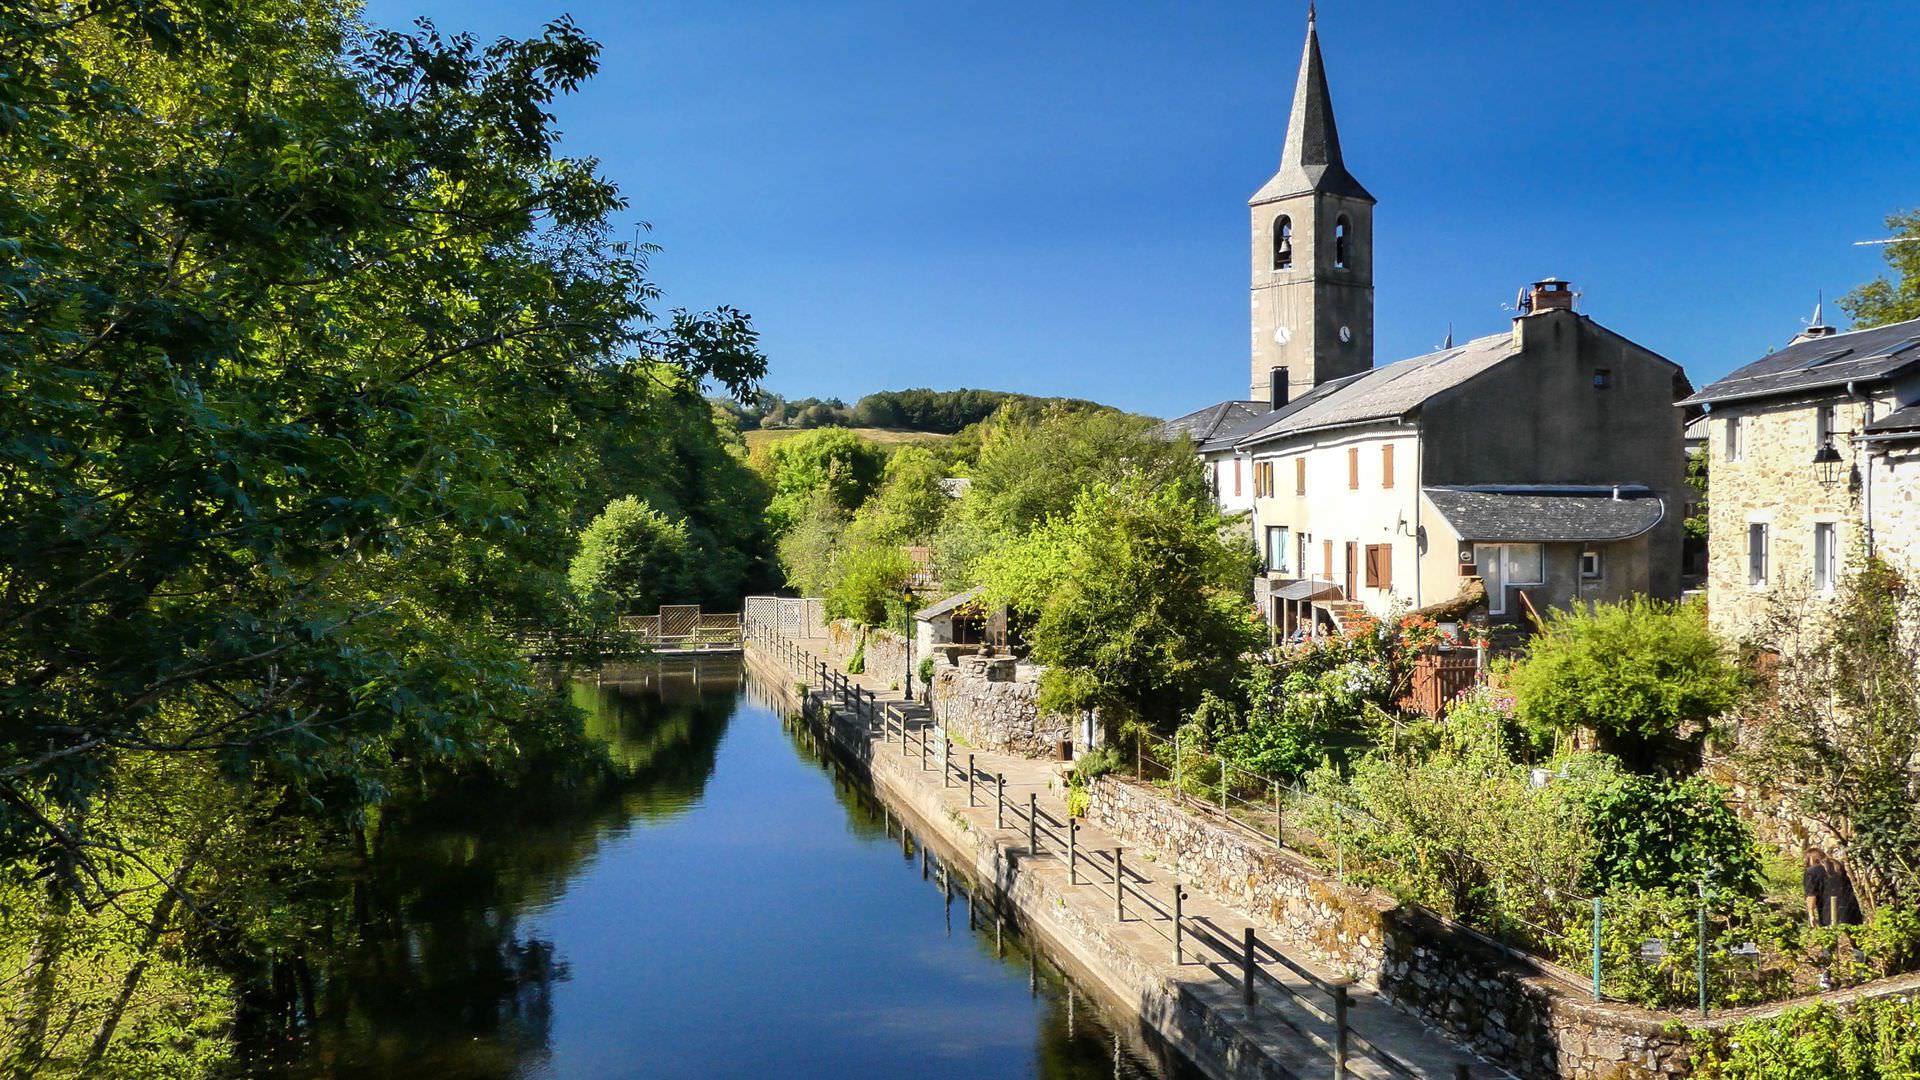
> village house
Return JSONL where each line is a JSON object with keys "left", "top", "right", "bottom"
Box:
{"left": 1161, "top": 11, "right": 1691, "bottom": 634}
{"left": 1679, "top": 307, "right": 1920, "bottom": 641}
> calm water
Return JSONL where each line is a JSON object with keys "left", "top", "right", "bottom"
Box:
{"left": 242, "top": 659, "right": 1202, "bottom": 1079}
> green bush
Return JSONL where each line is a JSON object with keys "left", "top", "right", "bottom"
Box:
{"left": 568, "top": 497, "right": 698, "bottom": 615}
{"left": 1691, "top": 996, "right": 1920, "bottom": 1077}
{"left": 1575, "top": 769, "right": 1763, "bottom": 897}
{"left": 1508, "top": 597, "right": 1743, "bottom": 768}
{"left": 826, "top": 543, "right": 914, "bottom": 626}
{"left": 917, "top": 656, "right": 935, "bottom": 684}
{"left": 1214, "top": 648, "right": 1391, "bottom": 779}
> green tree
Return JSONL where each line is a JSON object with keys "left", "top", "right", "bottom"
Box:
{"left": 826, "top": 544, "right": 915, "bottom": 626}
{"left": 568, "top": 498, "right": 698, "bottom": 615}
{"left": 1840, "top": 209, "right": 1920, "bottom": 328}
{"left": 756, "top": 428, "right": 887, "bottom": 533}
{"left": 0, "top": 4, "right": 765, "bottom": 1068}
{"left": 979, "top": 473, "right": 1259, "bottom": 732}
{"left": 848, "top": 446, "right": 950, "bottom": 548}
{"left": 775, "top": 487, "right": 850, "bottom": 598}
{"left": 1507, "top": 598, "right": 1743, "bottom": 768}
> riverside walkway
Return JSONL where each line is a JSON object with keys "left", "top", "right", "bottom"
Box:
{"left": 754, "top": 630, "right": 1504, "bottom": 1080}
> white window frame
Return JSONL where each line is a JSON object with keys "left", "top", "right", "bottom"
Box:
{"left": 1580, "top": 550, "right": 1603, "bottom": 579}
{"left": 1813, "top": 521, "right": 1838, "bottom": 594}
{"left": 1725, "top": 415, "right": 1745, "bottom": 462}
{"left": 1747, "top": 522, "right": 1770, "bottom": 587}
{"left": 1816, "top": 404, "right": 1837, "bottom": 448}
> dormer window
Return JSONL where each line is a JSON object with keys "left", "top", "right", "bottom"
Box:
{"left": 1333, "top": 216, "right": 1351, "bottom": 269}
{"left": 1273, "top": 216, "right": 1293, "bottom": 270}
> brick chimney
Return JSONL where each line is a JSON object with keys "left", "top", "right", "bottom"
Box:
{"left": 1526, "top": 278, "right": 1575, "bottom": 314}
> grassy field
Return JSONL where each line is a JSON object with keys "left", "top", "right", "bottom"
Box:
{"left": 742, "top": 427, "right": 952, "bottom": 452}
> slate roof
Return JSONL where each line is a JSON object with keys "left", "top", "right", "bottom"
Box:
{"left": 1220, "top": 331, "right": 1518, "bottom": 449}
{"left": 1156, "top": 400, "right": 1267, "bottom": 443}
{"left": 915, "top": 586, "right": 982, "bottom": 622}
{"left": 1680, "top": 316, "right": 1920, "bottom": 407}
{"left": 1864, "top": 404, "right": 1920, "bottom": 439}
{"left": 1423, "top": 485, "right": 1666, "bottom": 543}
{"left": 1251, "top": 12, "right": 1372, "bottom": 205}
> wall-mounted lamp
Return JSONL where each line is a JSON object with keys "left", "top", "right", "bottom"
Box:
{"left": 1813, "top": 440, "right": 1845, "bottom": 488}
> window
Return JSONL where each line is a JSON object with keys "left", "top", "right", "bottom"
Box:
{"left": 1580, "top": 550, "right": 1603, "bottom": 579}
{"left": 1364, "top": 544, "right": 1392, "bottom": 590}
{"left": 1816, "top": 404, "right": 1838, "bottom": 448}
{"left": 1251, "top": 460, "right": 1275, "bottom": 497}
{"left": 1593, "top": 368, "right": 1613, "bottom": 389}
{"left": 1295, "top": 457, "right": 1306, "bottom": 496}
{"left": 1298, "top": 534, "right": 1309, "bottom": 578}
{"left": 1725, "top": 415, "right": 1745, "bottom": 462}
{"left": 1747, "top": 523, "right": 1769, "bottom": 586}
{"left": 1333, "top": 215, "right": 1351, "bottom": 269}
{"left": 1265, "top": 526, "right": 1290, "bottom": 572}
{"left": 1347, "top": 446, "right": 1359, "bottom": 489}
{"left": 1272, "top": 215, "right": 1293, "bottom": 270}
{"left": 1381, "top": 444, "right": 1394, "bottom": 489}
{"left": 1814, "top": 522, "right": 1837, "bottom": 593}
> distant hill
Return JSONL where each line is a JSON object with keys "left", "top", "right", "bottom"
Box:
{"left": 716, "top": 387, "right": 1120, "bottom": 436}
{"left": 742, "top": 426, "right": 952, "bottom": 452}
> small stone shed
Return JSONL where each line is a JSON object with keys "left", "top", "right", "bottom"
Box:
{"left": 913, "top": 586, "right": 987, "bottom": 659}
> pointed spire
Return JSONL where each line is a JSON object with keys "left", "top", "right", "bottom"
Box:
{"left": 1254, "top": 6, "right": 1373, "bottom": 204}
{"left": 1443, "top": 322, "right": 1453, "bottom": 350}
{"left": 1811, "top": 290, "right": 1825, "bottom": 328}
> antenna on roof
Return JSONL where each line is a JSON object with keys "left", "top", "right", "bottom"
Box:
{"left": 1439, "top": 322, "right": 1453, "bottom": 350}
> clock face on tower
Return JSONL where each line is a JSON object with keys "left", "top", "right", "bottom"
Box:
{"left": 1273, "top": 326, "right": 1291, "bottom": 345}
{"left": 1339, "top": 325, "right": 1353, "bottom": 344}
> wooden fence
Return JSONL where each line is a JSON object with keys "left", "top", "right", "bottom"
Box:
{"left": 1400, "top": 650, "right": 1484, "bottom": 718}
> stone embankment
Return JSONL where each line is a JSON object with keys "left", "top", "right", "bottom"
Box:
{"left": 748, "top": 630, "right": 1488, "bottom": 1080}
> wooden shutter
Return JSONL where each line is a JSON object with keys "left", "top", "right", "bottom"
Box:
{"left": 1381, "top": 444, "right": 1394, "bottom": 489}
{"left": 1323, "top": 540, "right": 1334, "bottom": 577}
{"left": 1364, "top": 545, "right": 1381, "bottom": 588}
{"left": 1365, "top": 544, "right": 1392, "bottom": 590}
{"left": 1348, "top": 447, "right": 1359, "bottom": 489}
{"left": 1234, "top": 459, "right": 1242, "bottom": 496}
{"left": 1295, "top": 457, "right": 1306, "bottom": 495}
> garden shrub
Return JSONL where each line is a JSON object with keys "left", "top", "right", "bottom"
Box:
{"left": 1507, "top": 597, "right": 1743, "bottom": 768}
{"left": 1691, "top": 997, "right": 1920, "bottom": 1078}
{"left": 1574, "top": 769, "right": 1763, "bottom": 897}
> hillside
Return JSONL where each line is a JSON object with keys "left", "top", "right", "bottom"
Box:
{"left": 743, "top": 426, "right": 952, "bottom": 452}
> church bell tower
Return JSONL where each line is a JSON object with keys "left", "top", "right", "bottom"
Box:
{"left": 1249, "top": 7, "right": 1374, "bottom": 403}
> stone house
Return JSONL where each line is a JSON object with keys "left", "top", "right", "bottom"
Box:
{"left": 1160, "top": 11, "right": 1691, "bottom": 633}
{"left": 1679, "top": 309, "right": 1920, "bottom": 640}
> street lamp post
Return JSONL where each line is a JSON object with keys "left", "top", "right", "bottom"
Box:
{"left": 901, "top": 590, "right": 915, "bottom": 702}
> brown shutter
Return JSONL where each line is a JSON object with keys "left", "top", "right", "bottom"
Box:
{"left": 1379, "top": 546, "right": 1393, "bottom": 591}
{"left": 1365, "top": 544, "right": 1392, "bottom": 590}
{"left": 1364, "top": 545, "right": 1380, "bottom": 588}
{"left": 1234, "top": 459, "right": 1242, "bottom": 496}
{"left": 1348, "top": 447, "right": 1359, "bottom": 489}
{"left": 1295, "top": 457, "right": 1306, "bottom": 495}
{"left": 1323, "top": 540, "right": 1334, "bottom": 577}
{"left": 1381, "top": 444, "right": 1394, "bottom": 489}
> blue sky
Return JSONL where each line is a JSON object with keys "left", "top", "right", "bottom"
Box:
{"left": 364, "top": 0, "right": 1920, "bottom": 417}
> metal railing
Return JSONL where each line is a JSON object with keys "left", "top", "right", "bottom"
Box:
{"left": 746, "top": 617, "right": 1425, "bottom": 1079}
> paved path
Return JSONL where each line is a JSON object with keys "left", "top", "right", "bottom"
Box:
{"left": 766, "top": 634, "right": 1509, "bottom": 1080}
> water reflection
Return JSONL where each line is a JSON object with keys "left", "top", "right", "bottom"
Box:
{"left": 234, "top": 660, "right": 1199, "bottom": 1079}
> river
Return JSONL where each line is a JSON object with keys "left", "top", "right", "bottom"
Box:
{"left": 235, "top": 658, "right": 1203, "bottom": 1079}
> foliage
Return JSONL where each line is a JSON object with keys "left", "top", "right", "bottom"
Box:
{"left": 1840, "top": 208, "right": 1920, "bottom": 329}
{"left": 756, "top": 427, "right": 888, "bottom": 533}
{"left": 1069, "top": 746, "right": 1123, "bottom": 789}
{"left": 1692, "top": 997, "right": 1920, "bottom": 1078}
{"left": 978, "top": 474, "right": 1259, "bottom": 731}
{"left": 1211, "top": 642, "right": 1392, "bottom": 779}
{"left": 1746, "top": 557, "right": 1920, "bottom": 911}
{"left": 719, "top": 387, "right": 1119, "bottom": 435}
{"left": 1574, "top": 769, "right": 1763, "bottom": 897}
{"left": 825, "top": 544, "right": 914, "bottom": 627}
{"left": 0, "top": 2, "right": 766, "bottom": 1069}
{"left": 845, "top": 633, "right": 866, "bottom": 675}
{"left": 918, "top": 656, "right": 936, "bottom": 684}
{"left": 1508, "top": 598, "right": 1743, "bottom": 767}
{"left": 846, "top": 446, "right": 951, "bottom": 548}
{"left": 776, "top": 488, "right": 852, "bottom": 598}
{"left": 1685, "top": 446, "right": 1710, "bottom": 541}
{"left": 568, "top": 498, "right": 698, "bottom": 615}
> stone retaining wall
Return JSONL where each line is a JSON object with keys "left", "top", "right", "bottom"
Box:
{"left": 930, "top": 658, "right": 1073, "bottom": 757}
{"left": 824, "top": 619, "right": 912, "bottom": 689}
{"left": 1087, "top": 774, "right": 1688, "bottom": 1079}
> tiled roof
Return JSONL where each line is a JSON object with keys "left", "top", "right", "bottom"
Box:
{"left": 1424, "top": 484, "right": 1666, "bottom": 543}
{"left": 1680, "top": 316, "right": 1920, "bottom": 406}
{"left": 1224, "top": 331, "right": 1518, "bottom": 449}
{"left": 1156, "top": 400, "right": 1267, "bottom": 443}
{"left": 1864, "top": 404, "right": 1920, "bottom": 438}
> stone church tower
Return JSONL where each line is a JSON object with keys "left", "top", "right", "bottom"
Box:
{"left": 1248, "top": 8, "right": 1374, "bottom": 403}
